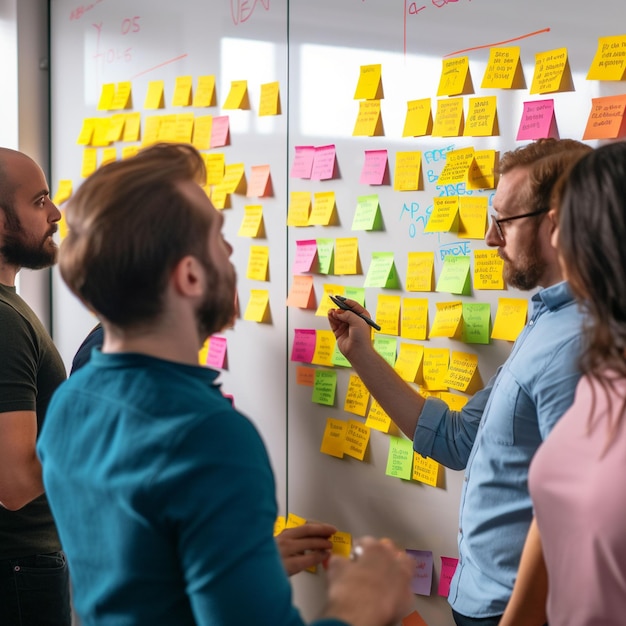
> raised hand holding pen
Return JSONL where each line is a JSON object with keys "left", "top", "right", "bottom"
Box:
{"left": 328, "top": 295, "right": 379, "bottom": 364}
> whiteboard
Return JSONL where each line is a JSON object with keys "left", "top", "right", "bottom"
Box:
{"left": 49, "top": 1, "right": 625, "bottom": 624}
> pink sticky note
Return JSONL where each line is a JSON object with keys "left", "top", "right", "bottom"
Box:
{"left": 438, "top": 556, "right": 458, "bottom": 597}
{"left": 206, "top": 335, "right": 227, "bottom": 369}
{"left": 360, "top": 149, "right": 388, "bottom": 185}
{"left": 211, "top": 116, "right": 230, "bottom": 148}
{"left": 247, "top": 164, "right": 271, "bottom": 197}
{"left": 516, "top": 100, "right": 558, "bottom": 141}
{"left": 290, "top": 145, "right": 315, "bottom": 179}
{"left": 311, "top": 145, "right": 336, "bottom": 180}
{"left": 406, "top": 549, "right": 433, "bottom": 596}
{"left": 293, "top": 239, "right": 318, "bottom": 274}
{"left": 291, "top": 329, "right": 317, "bottom": 363}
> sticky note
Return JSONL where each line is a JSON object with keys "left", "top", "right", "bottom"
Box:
{"left": 439, "top": 391, "right": 469, "bottom": 411}
{"left": 413, "top": 453, "right": 440, "bottom": 487}
{"left": 246, "top": 245, "right": 269, "bottom": 281}
{"left": 458, "top": 196, "right": 488, "bottom": 238}
{"left": 429, "top": 301, "right": 463, "bottom": 339}
{"left": 583, "top": 94, "right": 626, "bottom": 140}
{"left": 287, "top": 191, "right": 311, "bottom": 226}
{"left": 437, "top": 147, "right": 475, "bottom": 186}
{"left": 174, "top": 113, "right": 194, "bottom": 143}
{"left": 121, "top": 146, "right": 139, "bottom": 160}
{"left": 517, "top": 100, "right": 558, "bottom": 141}
{"left": 394, "top": 343, "right": 424, "bottom": 383}
{"left": 238, "top": 205, "right": 264, "bottom": 238}
{"left": 334, "top": 237, "right": 359, "bottom": 275}
{"left": 97, "top": 83, "right": 115, "bottom": 111}
{"left": 461, "top": 302, "right": 491, "bottom": 345}
{"left": 193, "top": 75, "right": 216, "bottom": 107}
{"left": 172, "top": 76, "right": 192, "bottom": 106}
{"left": 360, "top": 149, "right": 388, "bottom": 185}
{"left": 352, "top": 195, "right": 382, "bottom": 231}
{"left": 401, "top": 297, "right": 429, "bottom": 341}
{"left": 291, "top": 329, "right": 317, "bottom": 363}
{"left": 432, "top": 97, "right": 465, "bottom": 137}
{"left": 373, "top": 336, "right": 397, "bottom": 368}
{"left": 157, "top": 115, "right": 177, "bottom": 142}
{"left": 316, "top": 240, "right": 335, "bottom": 275}
{"left": 364, "top": 252, "right": 399, "bottom": 288}
{"left": 405, "top": 550, "right": 434, "bottom": 596}
{"left": 424, "top": 197, "right": 459, "bottom": 234}
{"left": 286, "top": 513, "right": 307, "bottom": 529}
{"left": 290, "top": 145, "right": 315, "bottom": 179}
{"left": 296, "top": 366, "right": 315, "bottom": 386}
{"left": 274, "top": 515, "right": 286, "bottom": 536}
{"left": 491, "top": 298, "right": 528, "bottom": 341}
{"left": 144, "top": 80, "right": 165, "bottom": 109}
{"left": 221, "top": 163, "right": 246, "bottom": 194}
{"left": 386, "top": 436, "right": 413, "bottom": 480}
{"left": 406, "top": 252, "right": 434, "bottom": 292}
{"left": 402, "top": 610, "right": 429, "bottom": 626}
{"left": 344, "top": 375, "right": 370, "bottom": 417}
{"left": 587, "top": 35, "right": 626, "bottom": 80}
{"left": 310, "top": 191, "right": 336, "bottom": 225}
{"left": 530, "top": 48, "right": 572, "bottom": 94}
{"left": 91, "top": 119, "right": 112, "bottom": 147}
{"left": 81, "top": 148, "right": 98, "bottom": 178}
{"left": 394, "top": 151, "right": 422, "bottom": 191}
{"left": 365, "top": 399, "right": 392, "bottom": 433}
{"left": 311, "top": 330, "right": 336, "bottom": 367}
{"left": 286, "top": 275, "right": 315, "bottom": 308}
{"left": 205, "top": 335, "right": 227, "bottom": 369}
{"left": 436, "top": 255, "right": 471, "bottom": 295}
{"left": 101, "top": 147, "right": 117, "bottom": 166}
{"left": 222, "top": 80, "right": 249, "bottom": 109}
{"left": 331, "top": 343, "right": 352, "bottom": 368}
{"left": 203, "top": 153, "right": 225, "bottom": 185}
{"left": 259, "top": 81, "right": 281, "bottom": 116}
{"left": 312, "top": 369, "right": 337, "bottom": 406}
{"left": 354, "top": 63, "right": 383, "bottom": 100}
{"left": 247, "top": 164, "right": 271, "bottom": 198}
{"left": 437, "top": 56, "right": 473, "bottom": 96}
{"left": 293, "top": 239, "right": 318, "bottom": 273}
{"left": 439, "top": 557, "right": 459, "bottom": 597}
{"left": 345, "top": 286, "right": 366, "bottom": 306}
{"left": 330, "top": 531, "right": 352, "bottom": 557}
{"left": 141, "top": 116, "right": 161, "bottom": 146}
{"left": 444, "top": 351, "right": 479, "bottom": 392}
{"left": 111, "top": 80, "right": 132, "bottom": 109}
{"left": 106, "top": 114, "right": 126, "bottom": 142}
{"left": 317, "top": 284, "right": 344, "bottom": 317}
{"left": 210, "top": 186, "right": 229, "bottom": 210}
{"left": 121, "top": 112, "right": 140, "bottom": 143}
{"left": 481, "top": 46, "right": 524, "bottom": 89}
{"left": 422, "top": 348, "right": 449, "bottom": 391}
{"left": 243, "top": 289, "right": 270, "bottom": 322}
{"left": 210, "top": 115, "right": 230, "bottom": 148}
{"left": 467, "top": 150, "right": 497, "bottom": 190}
{"left": 76, "top": 118, "right": 95, "bottom": 145}
{"left": 192, "top": 115, "right": 213, "bottom": 150}
{"left": 375, "top": 295, "right": 401, "bottom": 336}
{"left": 52, "top": 180, "right": 73, "bottom": 206}
{"left": 464, "top": 96, "right": 499, "bottom": 137}
{"left": 402, "top": 98, "right": 432, "bottom": 137}
{"left": 311, "top": 145, "right": 336, "bottom": 181}
{"left": 353, "top": 100, "right": 383, "bottom": 136}
{"left": 320, "top": 418, "right": 347, "bottom": 458}
{"left": 473, "top": 249, "right": 504, "bottom": 290}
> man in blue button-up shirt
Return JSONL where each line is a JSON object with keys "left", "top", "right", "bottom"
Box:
{"left": 329, "top": 139, "right": 592, "bottom": 626}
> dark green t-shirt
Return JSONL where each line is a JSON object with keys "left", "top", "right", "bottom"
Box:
{"left": 0, "top": 283, "right": 66, "bottom": 559}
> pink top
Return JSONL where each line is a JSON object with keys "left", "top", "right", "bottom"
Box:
{"left": 529, "top": 374, "right": 626, "bottom": 626}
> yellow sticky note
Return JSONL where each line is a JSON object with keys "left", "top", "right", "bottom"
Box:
{"left": 406, "top": 252, "right": 434, "bottom": 292}
{"left": 246, "top": 245, "right": 269, "bottom": 281}
{"left": 394, "top": 151, "right": 422, "bottom": 191}
{"left": 174, "top": 113, "right": 195, "bottom": 143}
{"left": 310, "top": 191, "right": 336, "bottom": 225}
{"left": 316, "top": 284, "right": 345, "bottom": 317}
{"left": 287, "top": 191, "right": 311, "bottom": 226}
{"left": 429, "top": 301, "right": 463, "bottom": 339}
{"left": 259, "top": 81, "right": 280, "bottom": 116}
{"left": 246, "top": 164, "right": 271, "bottom": 198}
{"left": 91, "top": 119, "right": 112, "bottom": 147}
{"left": 375, "top": 295, "right": 401, "bottom": 336}
{"left": 311, "top": 330, "right": 336, "bottom": 367}
{"left": 413, "top": 452, "right": 440, "bottom": 487}
{"left": 344, "top": 420, "right": 371, "bottom": 460}
{"left": 353, "top": 100, "right": 383, "bottom": 136}
{"left": 222, "top": 80, "right": 249, "bottom": 109}
{"left": 221, "top": 163, "right": 246, "bottom": 194}
{"left": 402, "top": 98, "right": 432, "bottom": 137}
{"left": 81, "top": 148, "right": 98, "bottom": 178}
{"left": 422, "top": 348, "right": 450, "bottom": 391}
{"left": 172, "top": 75, "right": 193, "bottom": 106}
{"left": 473, "top": 249, "right": 504, "bottom": 290}
{"left": 432, "top": 98, "right": 465, "bottom": 137}
{"left": 203, "top": 153, "right": 225, "bottom": 185}
{"left": 286, "top": 275, "right": 315, "bottom": 308}
{"left": 587, "top": 35, "right": 626, "bottom": 81}
{"left": 211, "top": 185, "right": 230, "bottom": 210}
{"left": 444, "top": 351, "right": 479, "bottom": 392}
{"left": 458, "top": 196, "right": 488, "bottom": 239}
{"left": 481, "top": 46, "right": 524, "bottom": 89}
{"left": 101, "top": 147, "right": 117, "bottom": 166}
{"left": 334, "top": 237, "right": 359, "bottom": 275}
{"left": 191, "top": 115, "right": 212, "bottom": 150}
{"left": 121, "top": 146, "right": 139, "bottom": 160}
{"left": 321, "top": 418, "right": 347, "bottom": 458}
{"left": 394, "top": 343, "right": 424, "bottom": 383}
{"left": 330, "top": 531, "right": 352, "bottom": 557}
{"left": 157, "top": 115, "right": 177, "bottom": 142}
{"left": 468, "top": 150, "right": 497, "bottom": 190}
{"left": 274, "top": 516, "right": 286, "bottom": 536}
{"left": 424, "top": 197, "right": 459, "bottom": 233}
{"left": 106, "top": 114, "right": 126, "bottom": 142}
{"left": 97, "top": 83, "right": 115, "bottom": 111}
{"left": 437, "top": 147, "right": 475, "bottom": 186}
{"left": 365, "top": 399, "right": 392, "bottom": 433}
{"left": 76, "top": 118, "right": 95, "bottom": 145}
{"left": 491, "top": 298, "right": 528, "bottom": 341}
{"left": 122, "top": 113, "right": 141, "bottom": 142}
{"left": 286, "top": 513, "right": 307, "bottom": 528}
{"left": 464, "top": 96, "right": 499, "bottom": 137}
{"left": 344, "top": 375, "right": 370, "bottom": 417}
{"left": 243, "top": 289, "right": 270, "bottom": 322}
{"left": 52, "top": 180, "right": 73, "bottom": 207}
{"left": 437, "top": 56, "right": 473, "bottom": 96}
{"left": 111, "top": 81, "right": 132, "bottom": 110}
{"left": 530, "top": 48, "right": 571, "bottom": 94}
{"left": 238, "top": 205, "right": 264, "bottom": 238}
{"left": 439, "top": 391, "right": 469, "bottom": 411}
{"left": 142, "top": 116, "right": 162, "bottom": 146}
{"left": 354, "top": 63, "right": 383, "bottom": 100}
{"left": 144, "top": 80, "right": 165, "bottom": 109}
{"left": 193, "top": 75, "right": 216, "bottom": 107}
{"left": 401, "top": 297, "right": 429, "bottom": 341}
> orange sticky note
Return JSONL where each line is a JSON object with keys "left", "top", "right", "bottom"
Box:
{"left": 246, "top": 165, "right": 271, "bottom": 198}
{"left": 583, "top": 95, "right": 626, "bottom": 140}
{"left": 286, "top": 275, "right": 315, "bottom": 308}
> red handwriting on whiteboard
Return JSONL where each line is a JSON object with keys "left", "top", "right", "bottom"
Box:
{"left": 92, "top": 18, "right": 140, "bottom": 68}
{"left": 230, "top": 0, "right": 270, "bottom": 25}
{"left": 69, "top": 0, "right": 104, "bottom": 21}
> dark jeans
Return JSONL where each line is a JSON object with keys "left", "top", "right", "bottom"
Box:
{"left": 0, "top": 551, "right": 71, "bottom": 625}
{"left": 452, "top": 609, "right": 502, "bottom": 626}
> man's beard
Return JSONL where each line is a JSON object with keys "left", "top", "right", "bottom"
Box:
{"left": 195, "top": 262, "right": 238, "bottom": 339}
{"left": 501, "top": 232, "right": 546, "bottom": 291}
{"left": 0, "top": 225, "right": 58, "bottom": 269}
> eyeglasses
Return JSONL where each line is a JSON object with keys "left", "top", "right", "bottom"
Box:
{"left": 491, "top": 207, "right": 549, "bottom": 241}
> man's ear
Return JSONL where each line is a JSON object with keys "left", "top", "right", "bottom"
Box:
{"left": 171, "top": 255, "right": 204, "bottom": 298}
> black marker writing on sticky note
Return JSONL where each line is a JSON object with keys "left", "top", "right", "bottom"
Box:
{"left": 328, "top": 295, "right": 381, "bottom": 331}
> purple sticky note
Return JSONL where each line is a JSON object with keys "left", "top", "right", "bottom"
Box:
{"left": 290, "top": 145, "right": 315, "bottom": 179}
{"left": 438, "top": 556, "right": 458, "bottom": 597}
{"left": 211, "top": 116, "right": 230, "bottom": 148}
{"left": 360, "top": 149, "right": 388, "bottom": 185}
{"left": 291, "top": 329, "right": 317, "bottom": 363}
{"left": 406, "top": 549, "right": 433, "bottom": 596}
{"left": 311, "top": 145, "right": 336, "bottom": 180}
{"left": 206, "top": 335, "right": 227, "bottom": 369}
{"left": 293, "top": 239, "right": 319, "bottom": 274}
{"left": 516, "top": 100, "right": 558, "bottom": 141}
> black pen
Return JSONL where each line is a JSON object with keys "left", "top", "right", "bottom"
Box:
{"left": 328, "top": 295, "right": 381, "bottom": 331}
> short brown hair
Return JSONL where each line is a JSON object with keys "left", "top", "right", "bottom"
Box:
{"left": 60, "top": 143, "right": 209, "bottom": 327}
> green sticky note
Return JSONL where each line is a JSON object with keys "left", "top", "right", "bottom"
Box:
{"left": 385, "top": 436, "right": 413, "bottom": 480}
{"left": 317, "top": 238, "right": 335, "bottom": 275}
{"left": 331, "top": 343, "right": 352, "bottom": 367}
{"left": 436, "top": 255, "right": 471, "bottom": 295}
{"left": 364, "top": 252, "right": 400, "bottom": 288}
{"left": 344, "top": 286, "right": 366, "bottom": 307}
{"left": 352, "top": 194, "right": 383, "bottom": 231}
{"left": 373, "top": 336, "right": 397, "bottom": 367}
{"left": 312, "top": 369, "right": 337, "bottom": 406}
{"left": 461, "top": 302, "right": 491, "bottom": 344}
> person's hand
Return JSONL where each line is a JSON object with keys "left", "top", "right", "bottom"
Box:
{"left": 323, "top": 536, "right": 414, "bottom": 626}
{"left": 327, "top": 299, "right": 374, "bottom": 362}
{"left": 276, "top": 522, "right": 337, "bottom": 576}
